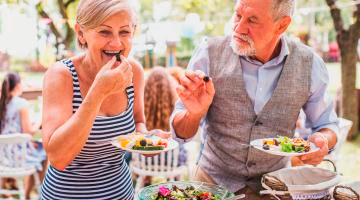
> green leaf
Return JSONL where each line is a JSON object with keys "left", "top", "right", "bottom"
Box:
{"left": 294, "top": 146, "right": 305, "bottom": 152}
{"left": 281, "top": 142, "right": 293, "bottom": 152}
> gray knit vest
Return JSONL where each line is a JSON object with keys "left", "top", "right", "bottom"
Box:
{"left": 198, "top": 36, "right": 313, "bottom": 192}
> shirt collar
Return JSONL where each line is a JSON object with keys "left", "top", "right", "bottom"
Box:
{"left": 242, "top": 36, "right": 289, "bottom": 67}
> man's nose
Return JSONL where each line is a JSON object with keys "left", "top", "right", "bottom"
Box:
{"left": 233, "top": 19, "right": 248, "bottom": 35}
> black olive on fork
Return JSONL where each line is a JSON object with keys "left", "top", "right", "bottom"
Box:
{"left": 203, "top": 76, "right": 210, "bottom": 82}
{"left": 115, "top": 52, "right": 121, "bottom": 62}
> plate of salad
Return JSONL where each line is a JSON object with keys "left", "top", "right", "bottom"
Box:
{"left": 138, "top": 181, "right": 234, "bottom": 200}
{"left": 111, "top": 132, "right": 178, "bottom": 155}
{"left": 250, "top": 136, "right": 319, "bottom": 157}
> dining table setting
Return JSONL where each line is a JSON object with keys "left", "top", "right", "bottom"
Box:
{"left": 120, "top": 133, "right": 359, "bottom": 200}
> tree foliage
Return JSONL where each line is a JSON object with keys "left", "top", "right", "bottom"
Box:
{"left": 174, "top": 0, "right": 234, "bottom": 35}
{"left": 139, "top": 0, "right": 234, "bottom": 36}
{"left": 36, "top": 0, "right": 78, "bottom": 55}
{"left": 324, "top": 0, "right": 360, "bottom": 139}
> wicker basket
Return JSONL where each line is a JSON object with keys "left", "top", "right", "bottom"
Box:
{"left": 260, "top": 166, "right": 340, "bottom": 200}
{"left": 333, "top": 182, "right": 360, "bottom": 200}
{"left": 261, "top": 174, "right": 293, "bottom": 200}
{"left": 261, "top": 174, "right": 332, "bottom": 200}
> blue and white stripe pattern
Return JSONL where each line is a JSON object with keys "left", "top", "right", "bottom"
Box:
{"left": 41, "top": 59, "right": 135, "bottom": 200}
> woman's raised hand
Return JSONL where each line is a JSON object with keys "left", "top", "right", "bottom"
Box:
{"left": 94, "top": 56, "right": 133, "bottom": 97}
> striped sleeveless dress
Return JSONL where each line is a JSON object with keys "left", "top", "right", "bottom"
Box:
{"left": 41, "top": 59, "right": 135, "bottom": 200}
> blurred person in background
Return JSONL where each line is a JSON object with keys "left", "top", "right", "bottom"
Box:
{"left": 0, "top": 72, "right": 45, "bottom": 200}
{"left": 145, "top": 67, "right": 177, "bottom": 135}
{"left": 143, "top": 67, "right": 187, "bottom": 185}
{"left": 328, "top": 41, "right": 340, "bottom": 62}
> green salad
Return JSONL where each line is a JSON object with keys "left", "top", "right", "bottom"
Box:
{"left": 263, "top": 136, "right": 310, "bottom": 153}
{"left": 151, "top": 185, "right": 221, "bottom": 200}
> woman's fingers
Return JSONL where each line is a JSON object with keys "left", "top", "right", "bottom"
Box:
{"left": 121, "top": 55, "right": 131, "bottom": 71}
{"left": 111, "top": 56, "right": 133, "bottom": 84}
{"left": 114, "top": 56, "right": 131, "bottom": 74}
{"left": 102, "top": 56, "right": 117, "bottom": 71}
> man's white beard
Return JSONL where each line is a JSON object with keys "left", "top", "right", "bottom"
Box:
{"left": 230, "top": 34, "right": 256, "bottom": 56}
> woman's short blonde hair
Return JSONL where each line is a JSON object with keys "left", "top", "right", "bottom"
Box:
{"left": 76, "top": 0, "right": 137, "bottom": 49}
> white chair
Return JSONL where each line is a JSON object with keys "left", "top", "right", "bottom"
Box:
{"left": 325, "top": 118, "right": 353, "bottom": 166}
{"left": 0, "top": 133, "right": 41, "bottom": 200}
{"left": 130, "top": 147, "right": 189, "bottom": 193}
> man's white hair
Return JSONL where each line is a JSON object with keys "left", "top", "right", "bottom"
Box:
{"left": 236, "top": 0, "right": 296, "bottom": 21}
{"left": 272, "top": 0, "right": 296, "bottom": 20}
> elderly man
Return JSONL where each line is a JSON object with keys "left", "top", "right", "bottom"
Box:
{"left": 170, "top": 0, "right": 339, "bottom": 199}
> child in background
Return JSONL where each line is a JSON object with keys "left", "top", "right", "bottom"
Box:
{"left": 143, "top": 67, "right": 187, "bottom": 184}
{"left": 0, "top": 72, "right": 46, "bottom": 199}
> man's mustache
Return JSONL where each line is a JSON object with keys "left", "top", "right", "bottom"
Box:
{"left": 233, "top": 34, "right": 253, "bottom": 44}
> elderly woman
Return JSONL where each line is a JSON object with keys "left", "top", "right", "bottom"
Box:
{"left": 41, "top": 0, "right": 146, "bottom": 199}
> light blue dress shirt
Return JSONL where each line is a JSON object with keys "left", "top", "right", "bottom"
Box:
{"left": 170, "top": 36, "right": 339, "bottom": 143}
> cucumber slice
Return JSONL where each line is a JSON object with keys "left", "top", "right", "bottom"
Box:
{"left": 132, "top": 146, "right": 164, "bottom": 151}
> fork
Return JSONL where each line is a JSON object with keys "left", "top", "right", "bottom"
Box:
{"left": 223, "top": 194, "right": 246, "bottom": 200}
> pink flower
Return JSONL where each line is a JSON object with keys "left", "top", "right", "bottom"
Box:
{"left": 159, "top": 186, "right": 171, "bottom": 197}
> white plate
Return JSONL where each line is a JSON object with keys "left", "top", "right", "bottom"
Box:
{"left": 250, "top": 138, "right": 320, "bottom": 157}
{"left": 111, "top": 135, "right": 179, "bottom": 155}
